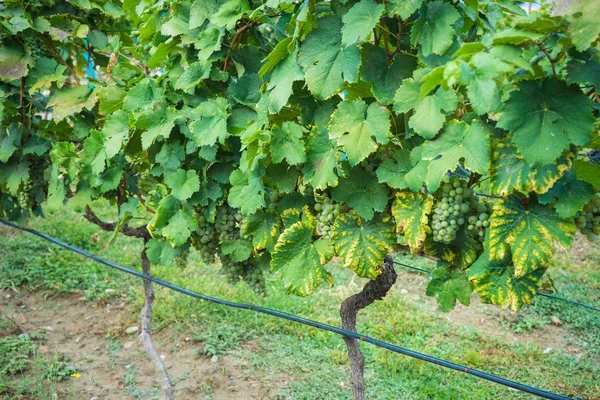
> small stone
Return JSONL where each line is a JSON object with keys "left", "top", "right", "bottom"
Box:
{"left": 123, "top": 341, "right": 135, "bottom": 349}
{"left": 75, "top": 337, "right": 82, "bottom": 343}
{"left": 160, "top": 354, "right": 166, "bottom": 361}
{"left": 5, "top": 294, "right": 11, "bottom": 299}
{"left": 90, "top": 397, "right": 99, "bottom": 400}
{"left": 43, "top": 326, "right": 54, "bottom": 332}
{"left": 551, "top": 316, "right": 563, "bottom": 326}
{"left": 185, "top": 337, "right": 190, "bottom": 342}
{"left": 400, "top": 289, "right": 408, "bottom": 294}
{"left": 251, "top": 383, "right": 258, "bottom": 388}
{"left": 125, "top": 326, "right": 139, "bottom": 334}
{"left": 543, "top": 347, "right": 553, "bottom": 354}
{"left": 211, "top": 355, "right": 218, "bottom": 363}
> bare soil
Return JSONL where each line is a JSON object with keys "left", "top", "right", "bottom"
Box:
{"left": 0, "top": 290, "right": 271, "bottom": 400}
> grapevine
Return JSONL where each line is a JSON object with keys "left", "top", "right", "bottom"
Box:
{"left": 1, "top": 1, "right": 599, "bottom": 398}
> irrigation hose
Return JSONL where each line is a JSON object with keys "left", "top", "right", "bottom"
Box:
{"left": 0, "top": 218, "right": 578, "bottom": 400}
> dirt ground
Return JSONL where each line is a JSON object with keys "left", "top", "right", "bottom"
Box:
{"left": 1, "top": 280, "right": 585, "bottom": 400}
{"left": 0, "top": 290, "right": 271, "bottom": 399}
{"left": 390, "top": 271, "right": 584, "bottom": 357}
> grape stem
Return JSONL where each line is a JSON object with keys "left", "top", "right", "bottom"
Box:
{"left": 340, "top": 256, "right": 397, "bottom": 400}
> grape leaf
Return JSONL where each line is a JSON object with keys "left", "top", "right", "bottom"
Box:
{"left": 538, "top": 170, "right": 594, "bottom": 218}
{"left": 174, "top": 60, "right": 211, "bottom": 91}
{"left": 387, "top": 0, "right": 423, "bottom": 19}
{"left": 271, "top": 220, "right": 333, "bottom": 296}
{"left": 304, "top": 128, "right": 339, "bottom": 190}
{"left": 148, "top": 196, "right": 198, "bottom": 247}
{"left": 341, "top": 0, "right": 384, "bottom": 47}
{"left": 166, "top": 169, "right": 201, "bottom": 201}
{"left": 488, "top": 195, "right": 575, "bottom": 277}
{"left": 490, "top": 138, "right": 571, "bottom": 196}
{"left": 0, "top": 40, "right": 31, "bottom": 82}
{"left": 497, "top": 79, "right": 594, "bottom": 166}
{"left": 468, "top": 250, "right": 544, "bottom": 312}
{"left": 553, "top": 0, "right": 600, "bottom": 51}
{"left": 0, "top": 126, "right": 21, "bottom": 163}
{"left": 426, "top": 265, "right": 472, "bottom": 312}
{"left": 410, "top": 1, "right": 459, "bottom": 57}
{"left": 424, "top": 226, "right": 481, "bottom": 268}
{"left": 376, "top": 149, "right": 412, "bottom": 190}
{"left": 270, "top": 121, "right": 306, "bottom": 165}
{"left": 123, "top": 79, "right": 165, "bottom": 114}
{"left": 146, "top": 238, "right": 181, "bottom": 266}
{"left": 227, "top": 73, "right": 261, "bottom": 107}
{"left": 361, "top": 46, "right": 417, "bottom": 106}
{"left": 391, "top": 190, "right": 433, "bottom": 252}
{"left": 221, "top": 239, "right": 253, "bottom": 262}
{"left": 101, "top": 110, "right": 130, "bottom": 159}
{"left": 466, "top": 52, "right": 507, "bottom": 115}
{"left": 243, "top": 209, "right": 281, "bottom": 252}
{"left": 267, "top": 52, "right": 304, "bottom": 113}
{"left": 298, "top": 16, "right": 360, "bottom": 100}
{"left": 210, "top": 0, "right": 249, "bottom": 29}
{"left": 189, "top": 98, "right": 229, "bottom": 147}
{"left": 393, "top": 79, "right": 457, "bottom": 139}
{"left": 135, "top": 105, "right": 178, "bottom": 149}
{"left": 573, "top": 159, "right": 600, "bottom": 187}
{"left": 228, "top": 169, "right": 265, "bottom": 215}
{"left": 407, "top": 120, "right": 491, "bottom": 193}
{"left": 329, "top": 99, "right": 390, "bottom": 166}
{"left": 47, "top": 86, "right": 98, "bottom": 122}
{"left": 331, "top": 213, "right": 395, "bottom": 279}
{"left": 0, "top": 159, "right": 30, "bottom": 195}
{"left": 25, "top": 57, "right": 67, "bottom": 93}
{"left": 332, "top": 169, "right": 389, "bottom": 220}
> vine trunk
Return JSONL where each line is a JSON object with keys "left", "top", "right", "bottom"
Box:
{"left": 340, "top": 255, "right": 397, "bottom": 400}
{"left": 140, "top": 245, "right": 174, "bottom": 400}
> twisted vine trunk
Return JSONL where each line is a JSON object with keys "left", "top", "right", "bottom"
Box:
{"left": 140, "top": 245, "right": 174, "bottom": 400}
{"left": 340, "top": 255, "right": 397, "bottom": 400}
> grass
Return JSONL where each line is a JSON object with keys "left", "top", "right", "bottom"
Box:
{"left": 0, "top": 200, "right": 599, "bottom": 399}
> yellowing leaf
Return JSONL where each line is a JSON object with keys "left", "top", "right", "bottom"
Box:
{"left": 391, "top": 191, "right": 433, "bottom": 252}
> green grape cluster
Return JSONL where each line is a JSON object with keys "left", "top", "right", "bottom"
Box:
{"left": 360, "top": 158, "right": 376, "bottom": 173}
{"left": 17, "top": 180, "right": 33, "bottom": 209}
{"left": 466, "top": 198, "right": 492, "bottom": 242}
{"left": 430, "top": 176, "right": 494, "bottom": 244}
{"left": 430, "top": 176, "right": 473, "bottom": 244}
{"left": 314, "top": 193, "right": 343, "bottom": 239}
{"left": 192, "top": 214, "right": 219, "bottom": 263}
{"left": 220, "top": 254, "right": 266, "bottom": 296}
{"left": 24, "top": 36, "right": 43, "bottom": 58}
{"left": 174, "top": 252, "right": 188, "bottom": 269}
{"left": 215, "top": 204, "right": 243, "bottom": 241}
{"left": 575, "top": 197, "right": 600, "bottom": 242}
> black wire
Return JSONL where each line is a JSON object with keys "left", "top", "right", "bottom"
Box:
{"left": 392, "top": 261, "right": 600, "bottom": 313}
{"left": 0, "top": 219, "right": 576, "bottom": 400}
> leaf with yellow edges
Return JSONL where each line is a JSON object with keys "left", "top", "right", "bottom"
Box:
{"left": 468, "top": 250, "right": 545, "bottom": 312}
{"left": 331, "top": 213, "right": 395, "bottom": 279}
{"left": 271, "top": 220, "right": 332, "bottom": 296}
{"left": 488, "top": 195, "right": 575, "bottom": 277}
{"left": 391, "top": 190, "right": 432, "bottom": 252}
{"left": 490, "top": 138, "right": 571, "bottom": 196}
